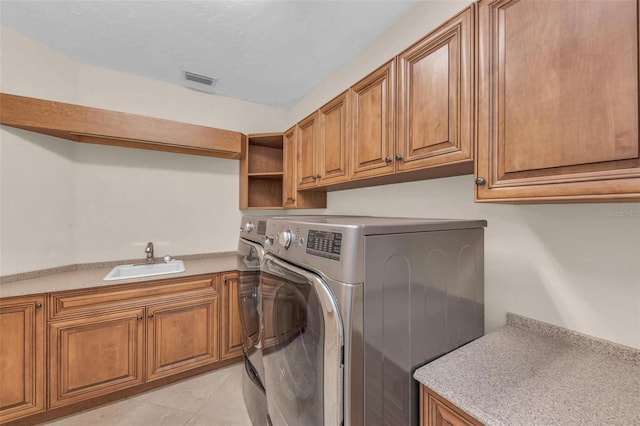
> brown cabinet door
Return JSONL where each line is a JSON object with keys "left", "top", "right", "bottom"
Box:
{"left": 421, "top": 385, "right": 482, "bottom": 426}
{"left": 297, "top": 112, "right": 320, "bottom": 189}
{"left": 317, "top": 91, "right": 350, "bottom": 185}
{"left": 476, "top": 0, "right": 640, "bottom": 202}
{"left": 221, "top": 272, "right": 243, "bottom": 360}
{"left": 49, "top": 308, "right": 145, "bottom": 408}
{"left": 0, "top": 295, "right": 45, "bottom": 423}
{"left": 146, "top": 296, "right": 219, "bottom": 381}
{"left": 351, "top": 60, "right": 396, "bottom": 180}
{"left": 397, "top": 6, "right": 474, "bottom": 173}
{"left": 283, "top": 126, "right": 298, "bottom": 208}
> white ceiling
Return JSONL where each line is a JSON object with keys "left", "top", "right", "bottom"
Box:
{"left": 0, "top": 0, "right": 419, "bottom": 109}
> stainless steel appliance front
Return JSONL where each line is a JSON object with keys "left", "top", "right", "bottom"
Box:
{"left": 261, "top": 255, "right": 344, "bottom": 426}
{"left": 263, "top": 216, "right": 486, "bottom": 426}
{"left": 237, "top": 215, "right": 270, "bottom": 426}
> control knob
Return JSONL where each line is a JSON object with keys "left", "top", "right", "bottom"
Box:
{"left": 244, "top": 222, "right": 255, "bottom": 233}
{"left": 278, "top": 230, "right": 293, "bottom": 249}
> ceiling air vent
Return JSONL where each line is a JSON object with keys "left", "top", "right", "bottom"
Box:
{"left": 182, "top": 70, "right": 217, "bottom": 93}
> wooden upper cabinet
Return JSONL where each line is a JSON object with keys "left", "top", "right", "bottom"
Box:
{"left": 397, "top": 6, "right": 474, "bottom": 173}
{"left": 476, "top": 0, "right": 640, "bottom": 202}
{"left": 0, "top": 295, "right": 45, "bottom": 423}
{"left": 317, "top": 91, "right": 350, "bottom": 186}
{"left": 297, "top": 112, "right": 320, "bottom": 189}
{"left": 0, "top": 93, "right": 243, "bottom": 159}
{"left": 240, "top": 133, "right": 284, "bottom": 209}
{"left": 282, "top": 126, "right": 327, "bottom": 209}
{"left": 350, "top": 60, "right": 396, "bottom": 180}
{"left": 283, "top": 126, "right": 298, "bottom": 208}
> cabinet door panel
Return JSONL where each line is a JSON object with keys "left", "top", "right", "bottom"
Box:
{"left": 318, "top": 91, "right": 350, "bottom": 185}
{"left": 412, "top": 44, "right": 450, "bottom": 145}
{"left": 502, "top": 1, "right": 636, "bottom": 172}
{"left": 283, "top": 126, "right": 298, "bottom": 208}
{"left": 297, "top": 113, "right": 319, "bottom": 188}
{"left": 221, "top": 272, "right": 243, "bottom": 360}
{"left": 476, "top": 0, "right": 640, "bottom": 201}
{"left": 397, "top": 7, "right": 473, "bottom": 172}
{"left": 428, "top": 394, "right": 474, "bottom": 426}
{"left": 0, "top": 296, "right": 45, "bottom": 423}
{"left": 351, "top": 60, "right": 396, "bottom": 180}
{"left": 421, "top": 385, "right": 482, "bottom": 426}
{"left": 49, "top": 309, "right": 144, "bottom": 408}
{"left": 146, "top": 297, "right": 218, "bottom": 381}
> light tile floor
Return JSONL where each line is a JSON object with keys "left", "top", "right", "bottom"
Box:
{"left": 43, "top": 363, "right": 251, "bottom": 426}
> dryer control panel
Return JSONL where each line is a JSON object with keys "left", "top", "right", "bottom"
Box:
{"left": 306, "top": 230, "right": 343, "bottom": 261}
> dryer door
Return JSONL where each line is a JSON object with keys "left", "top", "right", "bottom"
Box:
{"left": 262, "top": 254, "right": 344, "bottom": 426}
{"left": 237, "top": 238, "right": 268, "bottom": 426}
{"left": 237, "top": 239, "right": 263, "bottom": 369}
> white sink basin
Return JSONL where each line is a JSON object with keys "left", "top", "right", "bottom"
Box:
{"left": 103, "top": 260, "right": 185, "bottom": 281}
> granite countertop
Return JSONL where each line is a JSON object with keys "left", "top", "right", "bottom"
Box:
{"left": 414, "top": 313, "right": 640, "bottom": 426}
{"left": 0, "top": 252, "right": 237, "bottom": 298}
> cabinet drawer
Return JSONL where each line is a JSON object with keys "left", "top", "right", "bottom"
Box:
{"left": 48, "top": 274, "right": 219, "bottom": 320}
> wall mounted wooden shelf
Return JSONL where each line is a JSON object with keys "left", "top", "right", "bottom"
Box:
{"left": 0, "top": 93, "right": 243, "bottom": 159}
{"left": 240, "top": 133, "right": 286, "bottom": 209}
{"left": 239, "top": 132, "right": 326, "bottom": 209}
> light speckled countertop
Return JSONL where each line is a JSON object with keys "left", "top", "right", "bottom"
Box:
{"left": 414, "top": 313, "right": 640, "bottom": 426}
{"left": 0, "top": 252, "right": 237, "bottom": 298}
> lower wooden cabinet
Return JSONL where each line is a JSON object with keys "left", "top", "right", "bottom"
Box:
{"left": 46, "top": 276, "right": 225, "bottom": 408}
{"left": 0, "top": 271, "right": 244, "bottom": 423}
{"left": 146, "top": 297, "right": 219, "bottom": 381}
{"left": 0, "top": 295, "right": 46, "bottom": 423}
{"left": 48, "top": 308, "right": 145, "bottom": 408}
{"left": 220, "top": 272, "right": 243, "bottom": 360}
{"left": 421, "top": 385, "right": 482, "bottom": 426}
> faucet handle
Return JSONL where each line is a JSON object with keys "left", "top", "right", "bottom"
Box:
{"left": 163, "top": 255, "right": 172, "bottom": 263}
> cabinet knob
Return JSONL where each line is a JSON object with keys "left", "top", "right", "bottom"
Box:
{"left": 475, "top": 177, "right": 487, "bottom": 186}
{"left": 148, "top": 314, "right": 154, "bottom": 319}
{"left": 384, "top": 156, "right": 392, "bottom": 164}
{"left": 35, "top": 303, "right": 42, "bottom": 309}
{"left": 315, "top": 174, "right": 321, "bottom": 179}
{"left": 395, "top": 153, "right": 403, "bottom": 161}
{"left": 224, "top": 278, "right": 228, "bottom": 285}
{"left": 137, "top": 316, "right": 143, "bottom": 321}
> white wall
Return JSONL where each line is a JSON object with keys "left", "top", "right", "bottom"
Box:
{"left": 1, "top": 26, "right": 80, "bottom": 274}
{"left": 73, "top": 143, "right": 240, "bottom": 264}
{"left": 0, "top": 25, "right": 289, "bottom": 274}
{"left": 288, "top": 1, "right": 640, "bottom": 348}
{"left": 0, "top": 128, "right": 76, "bottom": 274}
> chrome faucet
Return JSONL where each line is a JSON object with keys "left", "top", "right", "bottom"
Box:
{"left": 145, "top": 242, "right": 154, "bottom": 264}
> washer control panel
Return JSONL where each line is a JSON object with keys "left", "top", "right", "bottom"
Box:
{"left": 306, "top": 230, "right": 342, "bottom": 261}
